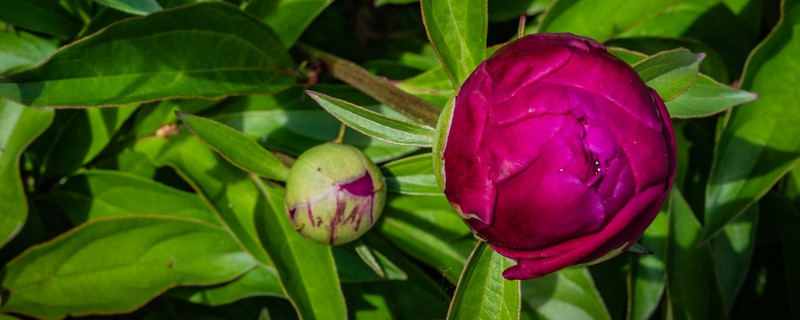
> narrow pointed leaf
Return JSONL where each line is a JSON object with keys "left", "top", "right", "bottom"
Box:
{"left": 0, "top": 98, "right": 53, "bottom": 249}
{"left": 94, "top": 0, "right": 162, "bottom": 15}
{"left": 420, "top": 0, "right": 488, "bottom": 88}
{"left": 307, "top": 91, "right": 435, "bottom": 147}
{"left": 632, "top": 49, "right": 704, "bottom": 101}
{"left": 702, "top": 0, "right": 800, "bottom": 244}
{"left": 177, "top": 112, "right": 289, "bottom": 181}
{"left": 381, "top": 153, "right": 441, "bottom": 195}
{"left": 447, "top": 241, "right": 520, "bottom": 320}
{"left": 0, "top": 216, "right": 256, "bottom": 320}
{"left": 0, "top": 3, "right": 295, "bottom": 107}
{"left": 665, "top": 74, "right": 758, "bottom": 118}
{"left": 251, "top": 177, "right": 347, "bottom": 320}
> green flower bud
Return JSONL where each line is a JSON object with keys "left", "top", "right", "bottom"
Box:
{"left": 284, "top": 143, "right": 386, "bottom": 245}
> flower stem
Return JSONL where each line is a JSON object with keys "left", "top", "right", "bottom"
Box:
{"left": 293, "top": 43, "right": 441, "bottom": 127}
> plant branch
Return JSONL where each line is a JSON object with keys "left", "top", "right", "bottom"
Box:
{"left": 293, "top": 43, "right": 441, "bottom": 127}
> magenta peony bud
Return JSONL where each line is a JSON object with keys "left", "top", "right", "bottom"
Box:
{"left": 284, "top": 143, "right": 386, "bottom": 245}
{"left": 435, "top": 33, "right": 676, "bottom": 280}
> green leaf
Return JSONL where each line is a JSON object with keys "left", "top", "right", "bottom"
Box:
{"left": 177, "top": 112, "right": 289, "bottom": 181}
{"left": 632, "top": 49, "right": 704, "bottom": 101}
{"left": 38, "top": 170, "right": 221, "bottom": 226}
{"left": 167, "top": 265, "right": 285, "bottom": 306}
{"left": 712, "top": 204, "right": 758, "bottom": 311}
{"left": 381, "top": 153, "right": 442, "bottom": 195}
{"left": 0, "top": 216, "right": 256, "bottom": 320}
{"left": 0, "top": 98, "right": 53, "bottom": 249}
{"left": 0, "top": 3, "right": 295, "bottom": 107}
{"left": 376, "top": 195, "right": 475, "bottom": 282}
{"left": 488, "top": 0, "right": 552, "bottom": 22}
{"left": 251, "top": 177, "right": 347, "bottom": 320}
{"left": 447, "top": 242, "right": 520, "bottom": 320}
{"left": 333, "top": 243, "right": 408, "bottom": 282}
{"left": 521, "top": 267, "right": 612, "bottom": 320}
{"left": 421, "top": 0, "right": 488, "bottom": 88}
{"left": 307, "top": 91, "right": 436, "bottom": 147}
{"left": 665, "top": 74, "right": 758, "bottom": 118}
{"left": 628, "top": 205, "right": 668, "bottom": 320}
{"left": 0, "top": 29, "right": 58, "bottom": 75}
{"left": 665, "top": 189, "right": 726, "bottom": 320}
{"left": 205, "top": 87, "right": 418, "bottom": 163}
{"left": 27, "top": 106, "right": 138, "bottom": 181}
{"left": 94, "top": 0, "right": 162, "bottom": 15}
{"left": 0, "top": 0, "right": 81, "bottom": 37}
{"left": 702, "top": 0, "right": 800, "bottom": 244}
{"left": 246, "top": 0, "right": 334, "bottom": 47}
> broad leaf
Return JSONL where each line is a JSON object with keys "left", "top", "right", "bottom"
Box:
{"left": 665, "top": 74, "right": 758, "bottom": 118}
{"left": 38, "top": 170, "right": 220, "bottom": 226}
{"left": 421, "top": 0, "right": 488, "bottom": 88}
{"left": 702, "top": 0, "right": 800, "bottom": 244}
{"left": 376, "top": 195, "right": 475, "bottom": 282}
{"left": 307, "top": 91, "right": 435, "bottom": 147}
{"left": 94, "top": 0, "right": 162, "bottom": 15}
{"left": 0, "top": 0, "right": 81, "bottom": 37}
{"left": 0, "top": 3, "right": 295, "bottom": 107}
{"left": 381, "top": 153, "right": 442, "bottom": 195}
{"left": 168, "top": 265, "right": 285, "bottom": 306}
{"left": 246, "top": 0, "right": 334, "bottom": 47}
{"left": 632, "top": 49, "right": 704, "bottom": 101}
{"left": 251, "top": 178, "right": 347, "bottom": 320}
{"left": 0, "top": 216, "right": 256, "bottom": 320}
{"left": 0, "top": 29, "right": 58, "bottom": 75}
{"left": 395, "top": 65, "right": 454, "bottom": 107}
{"left": 447, "top": 242, "right": 520, "bottom": 320}
{"left": 521, "top": 267, "right": 612, "bottom": 320}
{"left": 0, "top": 98, "right": 53, "bottom": 248}
{"left": 177, "top": 112, "right": 289, "bottom": 181}
{"left": 665, "top": 189, "right": 726, "bottom": 319}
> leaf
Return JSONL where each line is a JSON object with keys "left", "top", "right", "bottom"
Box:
{"left": 27, "top": 106, "right": 138, "bottom": 181}
{"left": 665, "top": 189, "right": 726, "bottom": 320}
{"left": 521, "top": 267, "right": 612, "bottom": 320}
{"left": 0, "top": 216, "right": 256, "bottom": 320}
{"left": 702, "top": 0, "right": 800, "bottom": 244}
{"left": 381, "top": 153, "right": 441, "bottom": 195}
{"left": 306, "top": 91, "right": 435, "bottom": 147}
{"left": 665, "top": 74, "right": 758, "bottom": 118}
{"left": 376, "top": 194, "right": 475, "bottom": 282}
{"left": 712, "top": 204, "right": 758, "bottom": 311}
{"left": 536, "top": 0, "right": 760, "bottom": 76}
{"left": 0, "top": 98, "right": 53, "bottom": 249}
{"left": 447, "top": 242, "right": 520, "bottom": 320}
{"left": 245, "top": 0, "right": 334, "bottom": 47}
{"left": 632, "top": 49, "right": 704, "bottom": 101}
{"left": 205, "top": 87, "right": 418, "bottom": 163}
{"left": 421, "top": 0, "right": 488, "bottom": 88}
{"left": 0, "top": 29, "right": 58, "bottom": 75}
{"left": 167, "top": 265, "right": 285, "bottom": 306}
{"left": 94, "top": 0, "right": 162, "bottom": 15}
{"left": 627, "top": 205, "right": 668, "bottom": 320}
{"left": 251, "top": 177, "right": 347, "bottom": 320}
{"left": 488, "top": 0, "right": 552, "bottom": 22}
{"left": 177, "top": 112, "right": 289, "bottom": 181}
{"left": 0, "top": 0, "right": 81, "bottom": 37}
{"left": 0, "top": 2, "right": 295, "bottom": 107}
{"left": 332, "top": 243, "right": 408, "bottom": 283}
{"left": 394, "top": 65, "right": 454, "bottom": 108}
{"left": 38, "top": 170, "right": 221, "bottom": 226}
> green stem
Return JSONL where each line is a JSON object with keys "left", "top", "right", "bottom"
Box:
{"left": 293, "top": 43, "right": 441, "bottom": 127}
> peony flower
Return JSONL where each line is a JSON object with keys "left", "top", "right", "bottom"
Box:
{"left": 435, "top": 33, "right": 677, "bottom": 280}
{"left": 284, "top": 143, "right": 386, "bottom": 245}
